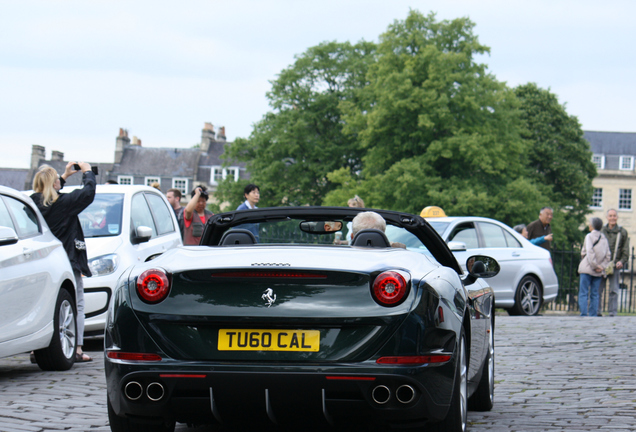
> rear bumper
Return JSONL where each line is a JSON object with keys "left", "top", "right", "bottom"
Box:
{"left": 105, "top": 360, "right": 455, "bottom": 428}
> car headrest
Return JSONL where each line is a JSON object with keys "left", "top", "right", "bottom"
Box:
{"left": 351, "top": 229, "right": 391, "bottom": 248}
{"left": 219, "top": 229, "right": 257, "bottom": 246}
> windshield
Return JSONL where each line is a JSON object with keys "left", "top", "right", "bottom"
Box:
{"left": 226, "top": 218, "right": 431, "bottom": 255}
{"left": 79, "top": 193, "right": 124, "bottom": 238}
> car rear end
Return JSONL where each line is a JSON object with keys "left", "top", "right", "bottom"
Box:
{"left": 105, "top": 246, "right": 463, "bottom": 429}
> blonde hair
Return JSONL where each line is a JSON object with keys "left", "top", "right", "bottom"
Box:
{"left": 32, "top": 165, "right": 59, "bottom": 207}
{"left": 347, "top": 195, "right": 365, "bottom": 208}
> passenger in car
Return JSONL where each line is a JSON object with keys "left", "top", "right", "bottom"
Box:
{"left": 351, "top": 211, "right": 406, "bottom": 249}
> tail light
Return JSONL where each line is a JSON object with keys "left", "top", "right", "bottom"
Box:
{"left": 372, "top": 271, "right": 409, "bottom": 306}
{"left": 137, "top": 269, "right": 171, "bottom": 303}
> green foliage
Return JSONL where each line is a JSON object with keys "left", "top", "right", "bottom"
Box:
{"left": 331, "top": 11, "right": 545, "bottom": 226}
{"left": 514, "top": 83, "right": 596, "bottom": 246}
{"left": 218, "top": 40, "right": 376, "bottom": 207}
{"left": 221, "top": 10, "right": 596, "bottom": 239}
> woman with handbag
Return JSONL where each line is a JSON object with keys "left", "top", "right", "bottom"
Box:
{"left": 578, "top": 217, "right": 611, "bottom": 317}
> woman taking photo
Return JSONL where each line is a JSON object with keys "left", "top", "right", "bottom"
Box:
{"left": 31, "top": 161, "right": 96, "bottom": 362}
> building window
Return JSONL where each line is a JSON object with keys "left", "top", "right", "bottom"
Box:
{"left": 145, "top": 177, "right": 160, "bottom": 187}
{"left": 619, "top": 156, "right": 634, "bottom": 171}
{"left": 172, "top": 178, "right": 188, "bottom": 195}
{"left": 210, "top": 166, "right": 240, "bottom": 184}
{"left": 592, "top": 154, "right": 604, "bottom": 170}
{"left": 212, "top": 167, "right": 224, "bottom": 184}
{"left": 619, "top": 189, "right": 632, "bottom": 210}
{"left": 226, "top": 167, "right": 239, "bottom": 181}
{"left": 590, "top": 188, "right": 603, "bottom": 208}
{"left": 118, "top": 176, "right": 133, "bottom": 185}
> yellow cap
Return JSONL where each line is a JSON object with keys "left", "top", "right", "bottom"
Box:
{"left": 420, "top": 206, "right": 446, "bottom": 218}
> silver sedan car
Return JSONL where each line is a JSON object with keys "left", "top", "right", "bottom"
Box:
{"left": 426, "top": 216, "right": 559, "bottom": 315}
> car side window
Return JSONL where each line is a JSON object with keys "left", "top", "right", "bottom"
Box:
{"left": 477, "top": 222, "right": 507, "bottom": 248}
{"left": 503, "top": 229, "right": 522, "bottom": 248}
{"left": 0, "top": 197, "right": 15, "bottom": 230}
{"left": 448, "top": 223, "right": 479, "bottom": 249}
{"left": 145, "top": 193, "right": 175, "bottom": 236}
{"left": 131, "top": 193, "right": 157, "bottom": 238}
{"left": 3, "top": 196, "right": 40, "bottom": 238}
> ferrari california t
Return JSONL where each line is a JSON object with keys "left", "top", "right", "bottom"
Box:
{"left": 105, "top": 207, "right": 498, "bottom": 432}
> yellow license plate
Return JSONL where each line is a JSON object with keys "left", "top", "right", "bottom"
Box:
{"left": 218, "top": 329, "right": 320, "bottom": 352}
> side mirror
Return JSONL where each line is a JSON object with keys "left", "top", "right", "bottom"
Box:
{"left": 448, "top": 241, "right": 467, "bottom": 252}
{"left": 0, "top": 226, "right": 19, "bottom": 246}
{"left": 131, "top": 226, "right": 152, "bottom": 245}
{"left": 464, "top": 255, "right": 500, "bottom": 286}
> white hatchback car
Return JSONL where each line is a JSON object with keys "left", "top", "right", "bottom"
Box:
{"left": 64, "top": 184, "right": 183, "bottom": 334}
{"left": 426, "top": 216, "right": 559, "bottom": 315}
{"left": 0, "top": 186, "right": 78, "bottom": 370}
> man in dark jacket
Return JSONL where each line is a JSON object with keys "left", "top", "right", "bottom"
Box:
{"left": 527, "top": 207, "right": 553, "bottom": 251}
{"left": 599, "top": 209, "right": 629, "bottom": 316}
{"left": 31, "top": 162, "right": 96, "bottom": 362}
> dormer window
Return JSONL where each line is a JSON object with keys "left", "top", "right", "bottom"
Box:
{"left": 592, "top": 154, "right": 604, "bottom": 170}
{"left": 619, "top": 156, "right": 634, "bottom": 171}
{"left": 211, "top": 166, "right": 240, "bottom": 184}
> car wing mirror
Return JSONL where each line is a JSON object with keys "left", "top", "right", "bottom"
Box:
{"left": 463, "top": 255, "right": 500, "bottom": 286}
{"left": 131, "top": 226, "right": 152, "bottom": 245}
{"left": 0, "top": 226, "right": 19, "bottom": 246}
{"left": 448, "top": 241, "right": 467, "bottom": 252}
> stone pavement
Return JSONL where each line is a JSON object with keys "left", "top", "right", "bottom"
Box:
{"left": 0, "top": 315, "right": 635, "bottom": 431}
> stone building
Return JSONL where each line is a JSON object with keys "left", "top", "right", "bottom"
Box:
{"left": 585, "top": 130, "right": 636, "bottom": 242}
{"left": 17, "top": 123, "right": 247, "bottom": 207}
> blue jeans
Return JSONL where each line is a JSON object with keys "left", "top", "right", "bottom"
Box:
{"left": 579, "top": 273, "right": 602, "bottom": 317}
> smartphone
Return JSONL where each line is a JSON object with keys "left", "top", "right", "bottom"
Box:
{"left": 73, "top": 164, "right": 81, "bottom": 171}
{"left": 92, "top": 166, "right": 99, "bottom": 175}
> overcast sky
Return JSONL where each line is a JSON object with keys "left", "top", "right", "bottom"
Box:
{"left": 1, "top": 0, "right": 634, "bottom": 169}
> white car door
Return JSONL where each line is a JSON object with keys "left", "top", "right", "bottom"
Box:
{"left": 0, "top": 195, "right": 57, "bottom": 343}
{"left": 474, "top": 221, "right": 526, "bottom": 303}
{"left": 130, "top": 192, "right": 181, "bottom": 262}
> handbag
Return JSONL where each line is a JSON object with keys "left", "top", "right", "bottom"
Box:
{"left": 605, "top": 232, "right": 621, "bottom": 276}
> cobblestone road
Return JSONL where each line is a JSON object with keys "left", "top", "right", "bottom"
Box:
{"left": 1, "top": 315, "right": 635, "bottom": 431}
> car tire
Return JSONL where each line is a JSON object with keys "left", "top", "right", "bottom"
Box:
{"left": 468, "top": 316, "right": 494, "bottom": 411}
{"left": 107, "top": 397, "right": 175, "bottom": 432}
{"left": 33, "top": 289, "right": 77, "bottom": 371}
{"left": 510, "top": 275, "right": 542, "bottom": 316}
{"left": 427, "top": 328, "right": 467, "bottom": 432}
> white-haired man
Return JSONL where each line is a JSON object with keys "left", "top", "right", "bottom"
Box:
{"left": 351, "top": 211, "right": 405, "bottom": 248}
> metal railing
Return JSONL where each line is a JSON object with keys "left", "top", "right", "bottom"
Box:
{"left": 546, "top": 246, "right": 635, "bottom": 314}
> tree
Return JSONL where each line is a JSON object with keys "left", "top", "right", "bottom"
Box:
{"left": 217, "top": 40, "right": 376, "bottom": 208}
{"left": 325, "top": 11, "right": 546, "bottom": 225}
{"left": 514, "top": 83, "right": 597, "bottom": 246}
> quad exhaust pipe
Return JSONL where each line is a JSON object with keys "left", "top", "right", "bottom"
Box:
{"left": 372, "top": 384, "right": 416, "bottom": 405}
{"left": 124, "top": 381, "right": 165, "bottom": 402}
{"left": 396, "top": 385, "right": 415, "bottom": 404}
{"left": 371, "top": 385, "right": 391, "bottom": 404}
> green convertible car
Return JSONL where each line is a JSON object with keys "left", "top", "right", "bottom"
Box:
{"left": 105, "top": 206, "right": 498, "bottom": 432}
